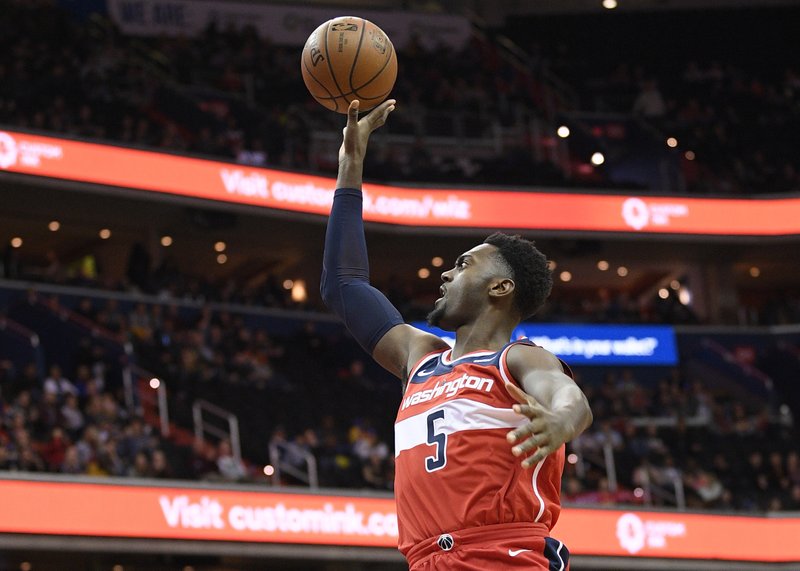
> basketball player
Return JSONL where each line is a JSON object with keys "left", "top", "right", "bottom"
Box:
{"left": 321, "top": 99, "right": 593, "bottom": 570}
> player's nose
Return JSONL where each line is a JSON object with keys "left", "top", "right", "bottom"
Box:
{"left": 441, "top": 268, "right": 453, "bottom": 282}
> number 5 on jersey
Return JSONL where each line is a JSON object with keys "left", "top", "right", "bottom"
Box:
{"left": 425, "top": 410, "right": 447, "bottom": 472}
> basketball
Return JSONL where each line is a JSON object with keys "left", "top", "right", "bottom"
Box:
{"left": 301, "top": 16, "right": 398, "bottom": 113}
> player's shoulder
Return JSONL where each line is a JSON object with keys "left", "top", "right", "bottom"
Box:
{"left": 506, "top": 340, "right": 569, "bottom": 376}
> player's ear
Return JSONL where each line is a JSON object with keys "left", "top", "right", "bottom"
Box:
{"left": 488, "top": 278, "right": 515, "bottom": 300}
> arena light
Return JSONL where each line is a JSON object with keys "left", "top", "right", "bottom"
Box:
{"left": 99, "top": 228, "right": 111, "bottom": 240}
{"left": 149, "top": 378, "right": 161, "bottom": 389}
{"left": 559, "top": 271, "right": 572, "bottom": 282}
{"left": 617, "top": 266, "right": 628, "bottom": 277}
{"left": 749, "top": 266, "right": 761, "bottom": 278}
{"left": 283, "top": 279, "right": 294, "bottom": 290}
{"left": 291, "top": 280, "right": 307, "bottom": 302}
{"left": 557, "top": 125, "right": 570, "bottom": 138}
{"left": 216, "top": 254, "right": 228, "bottom": 264}
{"left": 10, "top": 237, "right": 22, "bottom": 248}
{"left": 633, "top": 487, "right": 645, "bottom": 498}
{"left": 160, "top": 235, "right": 173, "bottom": 247}
{"left": 679, "top": 287, "right": 692, "bottom": 305}
{"left": 666, "top": 137, "right": 678, "bottom": 148}
{"left": 431, "top": 256, "right": 444, "bottom": 267}
{"left": 597, "top": 260, "right": 609, "bottom": 271}
{"left": 418, "top": 268, "right": 431, "bottom": 279}
{"left": 685, "top": 150, "right": 696, "bottom": 160}
{"left": 214, "top": 241, "right": 226, "bottom": 252}
{"left": 48, "top": 220, "right": 60, "bottom": 232}
{"left": 20, "top": 563, "right": 31, "bottom": 571}
{"left": 591, "top": 152, "right": 605, "bottom": 166}
{"left": 567, "top": 453, "right": 578, "bottom": 464}
{"left": 548, "top": 260, "right": 557, "bottom": 271}
{"left": 602, "top": 0, "right": 618, "bottom": 10}
{"left": 263, "top": 465, "right": 275, "bottom": 476}
{"left": 658, "top": 288, "right": 669, "bottom": 299}
{"left": 670, "top": 279, "right": 681, "bottom": 290}
{"left": 112, "top": 565, "right": 123, "bottom": 571}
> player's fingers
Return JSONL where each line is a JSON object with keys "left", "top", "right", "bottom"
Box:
{"left": 522, "top": 446, "right": 553, "bottom": 468}
{"left": 506, "top": 418, "right": 547, "bottom": 443}
{"left": 504, "top": 381, "right": 530, "bottom": 405}
{"left": 367, "top": 99, "right": 397, "bottom": 130}
{"left": 511, "top": 403, "right": 542, "bottom": 419}
{"left": 347, "top": 100, "right": 360, "bottom": 126}
{"left": 512, "top": 433, "right": 549, "bottom": 457}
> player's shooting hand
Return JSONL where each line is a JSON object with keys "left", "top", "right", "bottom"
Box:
{"left": 505, "top": 382, "right": 572, "bottom": 469}
{"left": 339, "top": 99, "right": 396, "bottom": 164}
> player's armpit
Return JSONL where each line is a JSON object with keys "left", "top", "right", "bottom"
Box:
{"left": 372, "top": 323, "right": 449, "bottom": 381}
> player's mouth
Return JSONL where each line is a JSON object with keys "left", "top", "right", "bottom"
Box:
{"left": 435, "top": 285, "right": 446, "bottom": 303}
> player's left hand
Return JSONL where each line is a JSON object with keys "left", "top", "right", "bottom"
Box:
{"left": 338, "top": 98, "right": 396, "bottom": 164}
{"left": 505, "top": 382, "right": 572, "bottom": 469}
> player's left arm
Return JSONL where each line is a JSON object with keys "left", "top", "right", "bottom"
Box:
{"left": 505, "top": 345, "right": 593, "bottom": 468}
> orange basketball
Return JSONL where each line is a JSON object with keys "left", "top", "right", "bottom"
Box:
{"left": 301, "top": 17, "right": 398, "bottom": 114}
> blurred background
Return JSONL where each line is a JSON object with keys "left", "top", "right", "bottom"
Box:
{"left": 1, "top": 0, "right": 799, "bottom": 569}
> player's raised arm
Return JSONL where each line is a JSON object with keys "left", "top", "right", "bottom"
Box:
{"left": 505, "top": 345, "right": 593, "bottom": 468}
{"left": 320, "top": 99, "right": 448, "bottom": 380}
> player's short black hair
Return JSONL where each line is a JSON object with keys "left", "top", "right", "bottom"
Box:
{"left": 483, "top": 232, "right": 552, "bottom": 319}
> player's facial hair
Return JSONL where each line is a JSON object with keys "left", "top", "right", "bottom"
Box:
{"left": 427, "top": 302, "right": 445, "bottom": 327}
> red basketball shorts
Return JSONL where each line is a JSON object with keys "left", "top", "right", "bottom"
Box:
{"left": 405, "top": 523, "right": 570, "bottom": 571}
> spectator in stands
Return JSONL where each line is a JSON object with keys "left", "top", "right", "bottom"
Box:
{"left": 684, "top": 460, "right": 725, "bottom": 508}
{"left": 128, "top": 451, "right": 151, "bottom": 478}
{"left": 351, "top": 426, "right": 389, "bottom": 466}
{"left": 2, "top": 284, "right": 797, "bottom": 511}
{"left": 10, "top": 363, "right": 38, "bottom": 400}
{"left": 97, "top": 439, "right": 126, "bottom": 477}
{"left": 789, "top": 484, "right": 800, "bottom": 510}
{"left": 41, "top": 427, "right": 69, "bottom": 471}
{"left": 217, "top": 439, "right": 247, "bottom": 482}
{"left": 35, "top": 391, "right": 61, "bottom": 438}
{"left": 362, "top": 451, "right": 393, "bottom": 491}
{"left": 60, "top": 393, "right": 85, "bottom": 438}
{"left": 43, "top": 365, "right": 77, "bottom": 399}
{"left": 632, "top": 79, "right": 667, "bottom": 118}
{"left": 151, "top": 449, "right": 172, "bottom": 479}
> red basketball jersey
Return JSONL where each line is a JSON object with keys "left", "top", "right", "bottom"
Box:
{"left": 394, "top": 340, "right": 570, "bottom": 558}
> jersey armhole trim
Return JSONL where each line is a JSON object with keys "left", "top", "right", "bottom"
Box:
{"left": 498, "top": 342, "right": 526, "bottom": 397}
{"left": 407, "top": 349, "right": 446, "bottom": 382}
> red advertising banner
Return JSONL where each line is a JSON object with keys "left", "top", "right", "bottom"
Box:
{"left": 0, "top": 129, "right": 798, "bottom": 236}
{"left": 0, "top": 479, "right": 798, "bottom": 562}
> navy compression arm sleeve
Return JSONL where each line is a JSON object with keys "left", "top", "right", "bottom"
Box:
{"left": 320, "top": 188, "right": 404, "bottom": 353}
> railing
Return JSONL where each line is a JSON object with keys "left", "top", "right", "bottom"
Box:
{"left": 193, "top": 399, "right": 242, "bottom": 465}
{"left": 0, "top": 315, "right": 40, "bottom": 348}
{"left": 0, "top": 278, "right": 338, "bottom": 325}
{"left": 131, "top": 365, "right": 170, "bottom": 437}
{"left": 268, "top": 441, "right": 319, "bottom": 489}
{"left": 637, "top": 466, "right": 687, "bottom": 511}
{"left": 570, "top": 441, "right": 618, "bottom": 492}
{"left": 629, "top": 415, "right": 711, "bottom": 428}
{"left": 310, "top": 119, "right": 503, "bottom": 170}
{"left": 701, "top": 337, "right": 775, "bottom": 394}
{"left": 0, "top": 313, "right": 44, "bottom": 376}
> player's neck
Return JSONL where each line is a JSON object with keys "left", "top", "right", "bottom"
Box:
{"left": 451, "top": 318, "right": 516, "bottom": 360}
